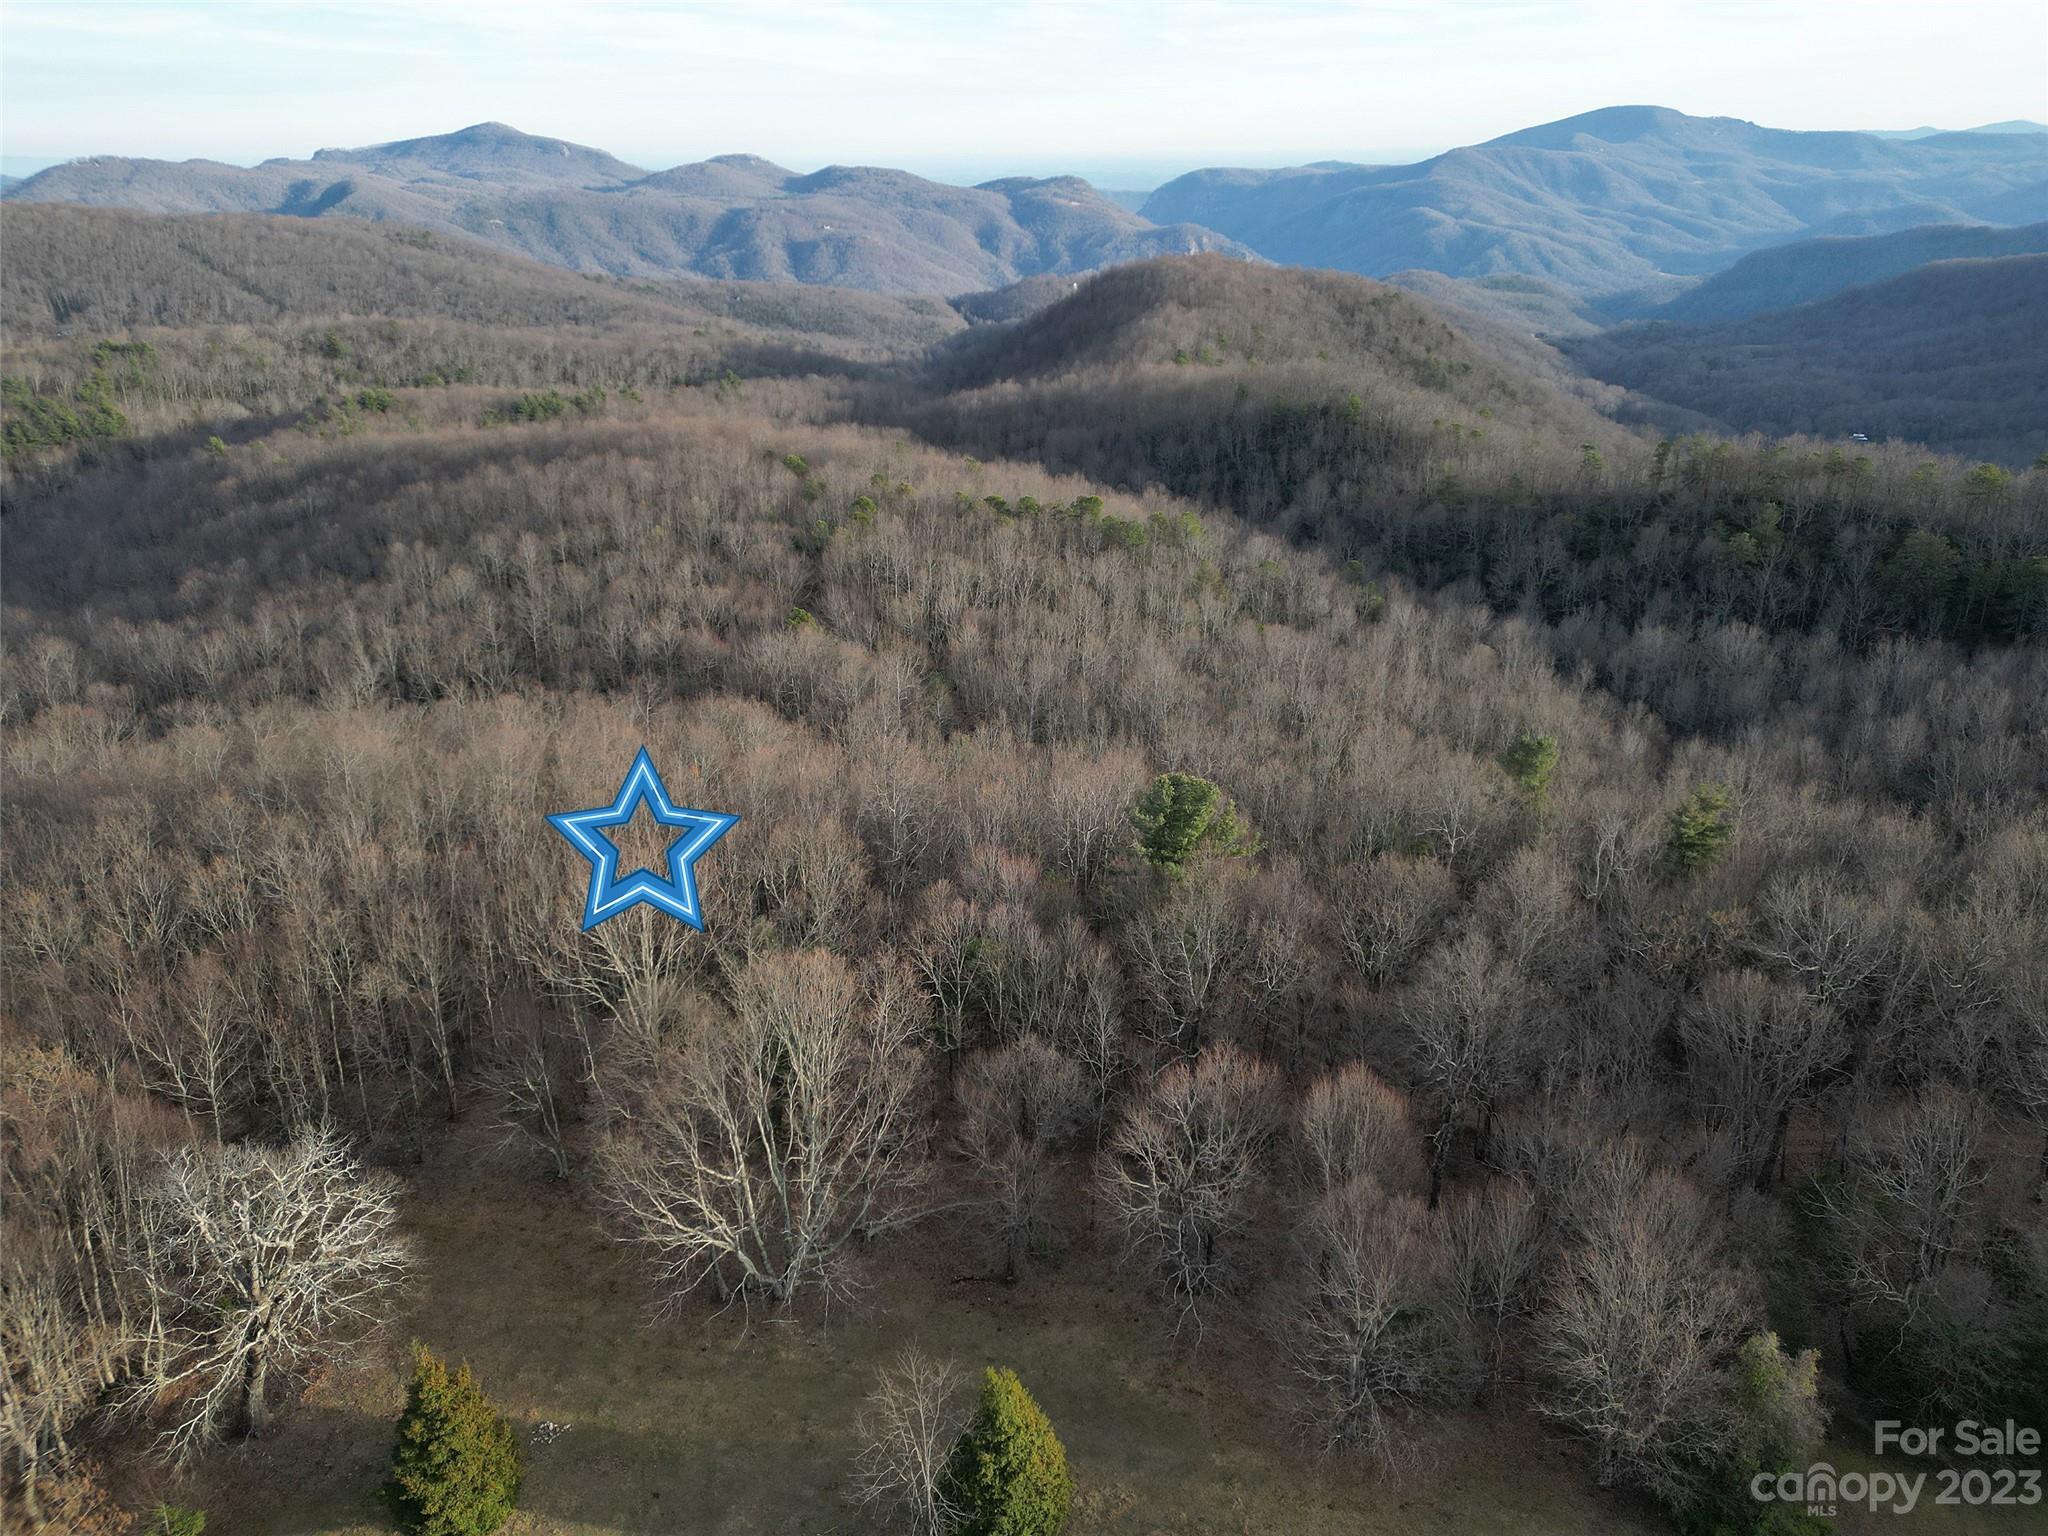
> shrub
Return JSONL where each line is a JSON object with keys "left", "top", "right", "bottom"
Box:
{"left": 385, "top": 1345, "right": 522, "bottom": 1536}
{"left": 1677, "top": 1333, "right": 1828, "bottom": 1535}
{"left": 149, "top": 1506, "right": 207, "bottom": 1536}
{"left": 939, "top": 1367, "right": 1073, "bottom": 1536}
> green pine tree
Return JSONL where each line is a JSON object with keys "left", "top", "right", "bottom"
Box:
{"left": 385, "top": 1345, "right": 523, "bottom": 1536}
{"left": 940, "top": 1366, "right": 1074, "bottom": 1536}
{"left": 1663, "top": 784, "right": 1735, "bottom": 876}
{"left": 1498, "top": 731, "right": 1560, "bottom": 806}
{"left": 1130, "top": 772, "right": 1258, "bottom": 876}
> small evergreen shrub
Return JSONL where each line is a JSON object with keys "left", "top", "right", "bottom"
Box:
{"left": 940, "top": 1366, "right": 1073, "bottom": 1536}
{"left": 385, "top": 1345, "right": 522, "bottom": 1536}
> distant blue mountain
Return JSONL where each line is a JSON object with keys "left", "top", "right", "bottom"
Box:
{"left": 1143, "top": 106, "right": 2048, "bottom": 299}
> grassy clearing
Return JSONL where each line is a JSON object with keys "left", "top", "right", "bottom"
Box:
{"left": 149, "top": 1135, "right": 1636, "bottom": 1535}
{"left": 140, "top": 1136, "right": 2032, "bottom": 1536}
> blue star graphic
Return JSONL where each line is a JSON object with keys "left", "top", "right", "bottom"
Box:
{"left": 547, "top": 748, "right": 739, "bottom": 931}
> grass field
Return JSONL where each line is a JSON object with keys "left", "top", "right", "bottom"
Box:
{"left": 139, "top": 1132, "right": 2035, "bottom": 1536}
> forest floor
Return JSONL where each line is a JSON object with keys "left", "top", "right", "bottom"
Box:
{"left": 141, "top": 1128, "right": 2034, "bottom": 1536}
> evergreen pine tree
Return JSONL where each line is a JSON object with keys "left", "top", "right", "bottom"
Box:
{"left": 385, "top": 1344, "right": 523, "bottom": 1536}
{"left": 1499, "top": 731, "right": 1560, "bottom": 806}
{"left": 940, "top": 1366, "right": 1073, "bottom": 1536}
{"left": 1662, "top": 784, "right": 1735, "bottom": 876}
{"left": 1130, "top": 772, "right": 1258, "bottom": 876}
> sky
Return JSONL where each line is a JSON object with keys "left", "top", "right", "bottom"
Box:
{"left": 3, "top": 0, "right": 2044, "bottom": 187}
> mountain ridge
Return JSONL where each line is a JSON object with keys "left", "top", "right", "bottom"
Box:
{"left": 1652, "top": 219, "right": 2048, "bottom": 323}
{"left": 1568, "top": 251, "right": 2048, "bottom": 464}
{"left": 1142, "top": 104, "right": 2048, "bottom": 299}
{"left": 6, "top": 122, "right": 1252, "bottom": 296}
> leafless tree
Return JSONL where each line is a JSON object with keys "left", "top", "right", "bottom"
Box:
{"left": 476, "top": 1002, "right": 578, "bottom": 1179}
{"left": 0, "top": 1251, "right": 103, "bottom": 1520}
{"left": 1679, "top": 969, "right": 1844, "bottom": 1191}
{"left": 1297, "top": 1063, "right": 1425, "bottom": 1197}
{"left": 1536, "top": 1167, "right": 1748, "bottom": 1507}
{"left": 955, "top": 1039, "right": 1090, "bottom": 1282}
{"left": 1099, "top": 1045, "right": 1282, "bottom": 1334}
{"left": 131, "top": 1127, "right": 410, "bottom": 1463}
{"left": 1042, "top": 918, "right": 1124, "bottom": 1132}
{"left": 1119, "top": 865, "right": 1241, "bottom": 1057}
{"left": 849, "top": 1347, "right": 968, "bottom": 1536}
{"left": 1280, "top": 1177, "right": 1468, "bottom": 1464}
{"left": 1440, "top": 1177, "right": 1545, "bottom": 1395}
{"left": 1331, "top": 853, "right": 1457, "bottom": 990}
{"left": 599, "top": 952, "right": 933, "bottom": 1310}
{"left": 1821, "top": 1084, "right": 1985, "bottom": 1322}
{"left": 1750, "top": 871, "right": 1893, "bottom": 1012}
{"left": 1394, "top": 932, "right": 1528, "bottom": 1207}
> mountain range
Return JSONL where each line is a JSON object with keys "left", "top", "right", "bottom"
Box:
{"left": 1141, "top": 105, "right": 2047, "bottom": 303}
{"left": 10, "top": 109, "right": 2045, "bottom": 305}
{"left": 3, "top": 122, "right": 1248, "bottom": 296}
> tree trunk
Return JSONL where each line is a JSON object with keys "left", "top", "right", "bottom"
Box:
{"left": 1427, "top": 1112, "right": 1453, "bottom": 1210}
{"left": 238, "top": 1335, "right": 271, "bottom": 1438}
{"left": 1757, "top": 1106, "right": 1793, "bottom": 1192}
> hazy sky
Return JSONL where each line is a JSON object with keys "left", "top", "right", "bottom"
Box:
{"left": 4, "top": 1, "right": 2044, "bottom": 186}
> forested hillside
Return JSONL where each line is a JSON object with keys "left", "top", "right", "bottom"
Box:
{"left": 3, "top": 209, "right": 2045, "bottom": 1536}
{"left": 1, "top": 204, "right": 963, "bottom": 345}
{"left": 1570, "top": 254, "right": 2048, "bottom": 466}
{"left": 1652, "top": 220, "right": 2048, "bottom": 323}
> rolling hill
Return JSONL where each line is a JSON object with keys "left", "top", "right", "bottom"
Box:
{"left": 4, "top": 123, "right": 1252, "bottom": 296}
{"left": 882, "top": 254, "right": 1636, "bottom": 530}
{"left": 1567, "top": 252, "right": 2048, "bottom": 464}
{"left": 1653, "top": 220, "right": 2048, "bottom": 322}
{"left": 1141, "top": 106, "right": 2048, "bottom": 302}
{"left": 0, "top": 203, "right": 964, "bottom": 350}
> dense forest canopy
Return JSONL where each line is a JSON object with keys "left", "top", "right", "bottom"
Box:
{"left": 1, "top": 201, "right": 2045, "bottom": 1535}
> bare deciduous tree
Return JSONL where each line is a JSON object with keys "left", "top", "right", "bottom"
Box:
{"left": 1679, "top": 969, "right": 1843, "bottom": 1191}
{"left": 849, "top": 1347, "right": 968, "bottom": 1536}
{"left": 1331, "top": 853, "right": 1457, "bottom": 991}
{"left": 955, "top": 1039, "right": 1090, "bottom": 1282}
{"left": 1119, "top": 864, "right": 1241, "bottom": 1057}
{"left": 476, "top": 1002, "right": 578, "bottom": 1179}
{"left": 1440, "top": 1177, "right": 1545, "bottom": 1395}
{"left": 1395, "top": 932, "right": 1528, "bottom": 1207}
{"left": 1099, "top": 1045, "right": 1282, "bottom": 1334}
{"left": 1281, "top": 1178, "right": 1468, "bottom": 1464}
{"left": 600, "top": 951, "right": 932, "bottom": 1310}
{"left": 132, "top": 1128, "right": 410, "bottom": 1463}
{"left": 1822, "top": 1084, "right": 1985, "bottom": 1322}
{"left": 1536, "top": 1167, "right": 1748, "bottom": 1507}
{"left": 0, "top": 1251, "right": 103, "bottom": 1519}
{"left": 1297, "top": 1062, "right": 1425, "bottom": 1197}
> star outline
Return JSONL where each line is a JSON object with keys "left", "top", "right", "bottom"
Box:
{"left": 547, "top": 748, "right": 739, "bottom": 931}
